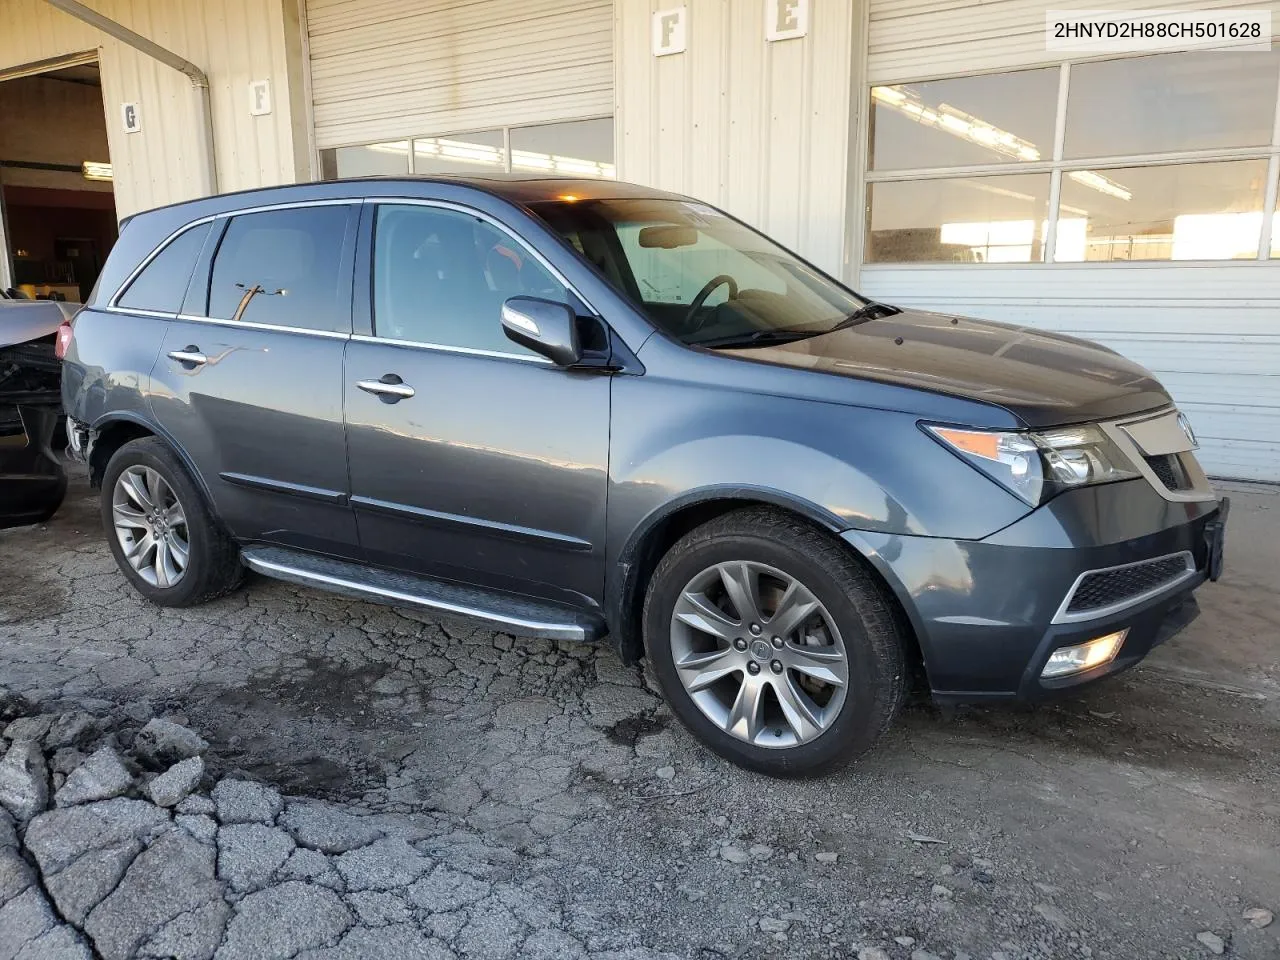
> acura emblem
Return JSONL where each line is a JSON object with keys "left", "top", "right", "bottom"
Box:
{"left": 1177, "top": 412, "right": 1198, "bottom": 449}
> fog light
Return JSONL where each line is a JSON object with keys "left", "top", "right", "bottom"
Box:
{"left": 1041, "top": 629, "right": 1128, "bottom": 679}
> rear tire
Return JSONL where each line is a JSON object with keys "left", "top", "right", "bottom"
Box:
{"left": 642, "top": 508, "right": 906, "bottom": 777}
{"left": 101, "top": 437, "right": 243, "bottom": 607}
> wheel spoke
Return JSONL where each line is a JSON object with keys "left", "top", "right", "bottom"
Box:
{"left": 674, "top": 591, "right": 740, "bottom": 641}
{"left": 120, "top": 471, "right": 154, "bottom": 510}
{"left": 124, "top": 531, "right": 155, "bottom": 564}
{"left": 676, "top": 647, "right": 740, "bottom": 693}
{"left": 718, "top": 562, "right": 762, "bottom": 624}
{"left": 145, "top": 469, "right": 168, "bottom": 509}
{"left": 767, "top": 579, "right": 820, "bottom": 640}
{"left": 167, "top": 533, "right": 190, "bottom": 568}
{"left": 725, "top": 675, "right": 767, "bottom": 743}
{"left": 112, "top": 503, "right": 148, "bottom": 530}
{"left": 153, "top": 538, "right": 172, "bottom": 587}
{"left": 788, "top": 644, "right": 847, "bottom": 687}
{"left": 165, "top": 503, "right": 186, "bottom": 526}
{"left": 773, "top": 673, "right": 824, "bottom": 742}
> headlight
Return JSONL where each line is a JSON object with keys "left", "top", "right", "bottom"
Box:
{"left": 925, "top": 423, "right": 1138, "bottom": 505}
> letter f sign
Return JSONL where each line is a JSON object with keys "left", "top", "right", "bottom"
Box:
{"left": 653, "top": 7, "right": 687, "bottom": 56}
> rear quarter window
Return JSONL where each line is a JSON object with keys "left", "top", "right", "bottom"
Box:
{"left": 115, "top": 222, "right": 212, "bottom": 314}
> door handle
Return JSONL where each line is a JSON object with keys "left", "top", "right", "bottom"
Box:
{"left": 356, "top": 374, "right": 415, "bottom": 402}
{"left": 168, "top": 346, "right": 207, "bottom": 366}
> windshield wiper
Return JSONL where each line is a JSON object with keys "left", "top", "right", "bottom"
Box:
{"left": 693, "top": 328, "right": 826, "bottom": 349}
{"left": 827, "top": 300, "right": 901, "bottom": 332}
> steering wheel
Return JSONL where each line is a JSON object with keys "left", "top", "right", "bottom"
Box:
{"left": 685, "top": 274, "right": 739, "bottom": 330}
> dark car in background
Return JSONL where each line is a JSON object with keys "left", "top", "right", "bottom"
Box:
{"left": 1, "top": 293, "right": 70, "bottom": 529}
{"left": 59, "top": 176, "right": 1227, "bottom": 775}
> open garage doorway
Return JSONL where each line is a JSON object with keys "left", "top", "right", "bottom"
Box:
{"left": 0, "top": 59, "right": 116, "bottom": 304}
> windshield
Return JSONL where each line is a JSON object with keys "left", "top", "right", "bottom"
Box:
{"left": 530, "top": 197, "right": 866, "bottom": 347}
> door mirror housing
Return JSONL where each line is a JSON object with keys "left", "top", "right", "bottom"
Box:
{"left": 501, "top": 296, "right": 582, "bottom": 366}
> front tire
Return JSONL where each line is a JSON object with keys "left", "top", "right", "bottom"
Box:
{"left": 101, "top": 437, "right": 243, "bottom": 607}
{"left": 643, "top": 508, "right": 907, "bottom": 777}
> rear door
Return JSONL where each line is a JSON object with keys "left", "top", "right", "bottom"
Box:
{"left": 149, "top": 202, "right": 361, "bottom": 558}
{"left": 343, "top": 200, "right": 610, "bottom": 608}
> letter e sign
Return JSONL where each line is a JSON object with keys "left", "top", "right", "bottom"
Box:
{"left": 652, "top": 7, "right": 687, "bottom": 56}
{"left": 249, "top": 80, "right": 272, "bottom": 116}
{"left": 766, "top": 0, "right": 808, "bottom": 41}
{"left": 121, "top": 102, "right": 141, "bottom": 134}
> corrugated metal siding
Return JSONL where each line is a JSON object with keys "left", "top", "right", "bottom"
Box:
{"left": 0, "top": 0, "right": 306, "bottom": 217}
{"left": 869, "top": 0, "right": 1280, "bottom": 82}
{"left": 305, "top": 0, "right": 614, "bottom": 149}
{"left": 616, "top": 0, "right": 857, "bottom": 277}
{"left": 859, "top": 264, "right": 1280, "bottom": 480}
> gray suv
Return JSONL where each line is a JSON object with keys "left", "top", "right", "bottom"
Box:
{"left": 60, "top": 176, "right": 1228, "bottom": 776}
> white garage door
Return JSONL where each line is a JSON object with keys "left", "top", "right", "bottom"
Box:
{"left": 858, "top": 0, "right": 1280, "bottom": 481}
{"left": 305, "top": 0, "right": 612, "bottom": 151}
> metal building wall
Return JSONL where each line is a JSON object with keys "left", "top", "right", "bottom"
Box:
{"left": 868, "top": 0, "right": 1280, "bottom": 81}
{"left": 305, "top": 0, "right": 614, "bottom": 150}
{"left": 614, "top": 0, "right": 860, "bottom": 278}
{"left": 0, "top": 0, "right": 309, "bottom": 217}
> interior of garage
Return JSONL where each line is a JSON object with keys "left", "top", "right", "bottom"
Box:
{"left": 0, "top": 61, "right": 116, "bottom": 303}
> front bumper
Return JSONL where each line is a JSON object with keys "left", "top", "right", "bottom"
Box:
{"left": 843, "top": 478, "right": 1225, "bottom": 700}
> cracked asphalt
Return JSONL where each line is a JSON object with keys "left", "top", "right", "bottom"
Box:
{"left": 1, "top": 468, "right": 1278, "bottom": 960}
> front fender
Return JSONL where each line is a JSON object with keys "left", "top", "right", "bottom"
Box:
{"left": 603, "top": 375, "right": 1032, "bottom": 648}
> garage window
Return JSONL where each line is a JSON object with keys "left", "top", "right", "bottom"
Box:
{"left": 866, "top": 49, "right": 1280, "bottom": 263}
{"left": 319, "top": 118, "right": 615, "bottom": 180}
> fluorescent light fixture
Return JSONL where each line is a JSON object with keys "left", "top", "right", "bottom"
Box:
{"left": 1067, "top": 170, "right": 1132, "bottom": 202}
{"left": 82, "top": 161, "right": 113, "bottom": 182}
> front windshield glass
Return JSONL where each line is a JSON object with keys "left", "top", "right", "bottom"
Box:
{"left": 530, "top": 197, "right": 866, "bottom": 347}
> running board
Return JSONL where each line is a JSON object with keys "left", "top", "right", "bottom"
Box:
{"left": 240, "top": 545, "right": 605, "bottom": 642}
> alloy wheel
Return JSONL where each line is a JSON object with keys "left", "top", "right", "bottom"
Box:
{"left": 112, "top": 465, "right": 190, "bottom": 588}
{"left": 669, "top": 561, "right": 848, "bottom": 748}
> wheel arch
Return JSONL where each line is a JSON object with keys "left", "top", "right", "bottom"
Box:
{"left": 88, "top": 414, "right": 214, "bottom": 508}
{"left": 607, "top": 486, "right": 926, "bottom": 683}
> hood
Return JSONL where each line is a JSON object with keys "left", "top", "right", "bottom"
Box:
{"left": 0, "top": 299, "right": 72, "bottom": 349}
{"left": 733, "top": 309, "right": 1170, "bottom": 428}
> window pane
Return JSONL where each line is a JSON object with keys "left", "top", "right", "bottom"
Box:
{"left": 1064, "top": 52, "right": 1280, "bottom": 158}
{"left": 867, "top": 174, "right": 1051, "bottom": 263}
{"left": 118, "top": 222, "right": 210, "bottom": 313}
{"left": 373, "top": 205, "right": 568, "bottom": 354}
{"left": 319, "top": 142, "right": 409, "bottom": 179}
{"left": 209, "top": 206, "right": 351, "bottom": 331}
{"left": 870, "top": 69, "right": 1059, "bottom": 170}
{"left": 1054, "top": 160, "right": 1267, "bottom": 262}
{"left": 412, "top": 130, "right": 506, "bottom": 175}
{"left": 510, "top": 119, "right": 615, "bottom": 178}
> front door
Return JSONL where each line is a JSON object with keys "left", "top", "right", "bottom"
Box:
{"left": 344, "top": 201, "right": 610, "bottom": 608}
{"left": 149, "top": 203, "right": 361, "bottom": 558}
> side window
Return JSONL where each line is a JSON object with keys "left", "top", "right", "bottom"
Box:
{"left": 373, "top": 204, "right": 570, "bottom": 355}
{"left": 117, "top": 223, "right": 211, "bottom": 313}
{"left": 208, "top": 206, "right": 350, "bottom": 332}
{"left": 616, "top": 224, "right": 787, "bottom": 305}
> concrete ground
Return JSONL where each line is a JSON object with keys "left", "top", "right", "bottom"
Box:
{"left": 1, "top": 470, "right": 1277, "bottom": 960}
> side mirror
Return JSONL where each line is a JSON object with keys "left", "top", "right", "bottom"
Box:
{"left": 501, "top": 296, "right": 582, "bottom": 366}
